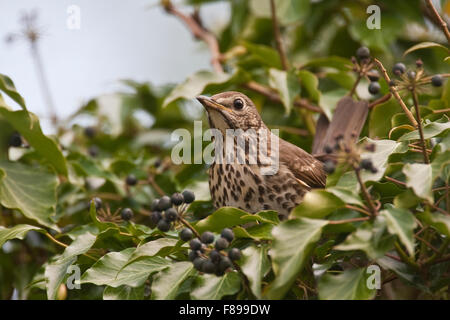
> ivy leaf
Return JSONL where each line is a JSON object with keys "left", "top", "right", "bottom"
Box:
{"left": 403, "top": 163, "right": 433, "bottom": 203}
{"left": 399, "top": 118, "right": 450, "bottom": 141}
{"left": 191, "top": 272, "right": 241, "bottom": 300}
{"left": 151, "top": 262, "right": 194, "bottom": 300}
{"left": 0, "top": 224, "right": 42, "bottom": 247}
{"left": 0, "top": 161, "right": 58, "bottom": 230}
{"left": 195, "top": 207, "right": 257, "bottom": 233}
{"left": 45, "top": 232, "right": 97, "bottom": 300}
{"left": 381, "top": 204, "right": 417, "bottom": 256}
{"left": 268, "top": 68, "right": 300, "bottom": 115}
{"left": 403, "top": 41, "right": 450, "bottom": 56}
{"left": 334, "top": 218, "right": 395, "bottom": 259}
{"left": 0, "top": 107, "right": 67, "bottom": 176}
{"left": 265, "top": 218, "right": 327, "bottom": 299}
{"left": 0, "top": 74, "right": 27, "bottom": 110}
{"left": 290, "top": 190, "right": 345, "bottom": 219}
{"left": 418, "top": 211, "right": 450, "bottom": 237}
{"left": 103, "top": 285, "right": 145, "bottom": 300}
{"left": 240, "top": 245, "right": 270, "bottom": 299}
{"left": 81, "top": 248, "right": 169, "bottom": 288}
{"left": 318, "top": 268, "right": 376, "bottom": 300}
{"left": 298, "top": 70, "right": 320, "bottom": 102}
{"left": 242, "top": 42, "right": 282, "bottom": 69}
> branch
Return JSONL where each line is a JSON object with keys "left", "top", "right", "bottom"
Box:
{"left": 411, "top": 89, "right": 430, "bottom": 164}
{"left": 425, "top": 0, "right": 450, "bottom": 45}
{"left": 373, "top": 58, "right": 418, "bottom": 127}
{"left": 164, "top": 2, "right": 223, "bottom": 73}
{"left": 269, "top": 0, "right": 288, "bottom": 70}
{"left": 368, "top": 93, "right": 392, "bottom": 109}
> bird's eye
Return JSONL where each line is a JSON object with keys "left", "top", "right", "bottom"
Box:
{"left": 233, "top": 98, "right": 244, "bottom": 110}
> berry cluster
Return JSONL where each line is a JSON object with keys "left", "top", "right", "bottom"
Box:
{"left": 184, "top": 228, "right": 241, "bottom": 276}
{"left": 390, "top": 59, "right": 445, "bottom": 90}
{"left": 323, "top": 134, "right": 377, "bottom": 175}
{"left": 352, "top": 46, "right": 381, "bottom": 95}
{"left": 90, "top": 197, "right": 134, "bottom": 222}
{"left": 150, "top": 190, "right": 195, "bottom": 232}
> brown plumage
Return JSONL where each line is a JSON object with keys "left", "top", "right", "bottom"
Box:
{"left": 197, "top": 91, "right": 326, "bottom": 219}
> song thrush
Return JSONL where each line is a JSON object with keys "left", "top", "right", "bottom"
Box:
{"left": 197, "top": 91, "right": 326, "bottom": 218}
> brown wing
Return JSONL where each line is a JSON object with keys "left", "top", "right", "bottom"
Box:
{"left": 279, "top": 139, "right": 326, "bottom": 188}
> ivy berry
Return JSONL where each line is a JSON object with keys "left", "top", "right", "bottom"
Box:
{"left": 121, "top": 208, "right": 133, "bottom": 221}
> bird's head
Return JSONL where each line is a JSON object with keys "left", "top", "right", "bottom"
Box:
{"left": 196, "top": 91, "right": 265, "bottom": 133}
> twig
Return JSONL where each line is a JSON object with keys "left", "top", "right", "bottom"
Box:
{"left": 385, "top": 253, "right": 402, "bottom": 262}
{"left": 369, "top": 93, "right": 392, "bottom": 109}
{"left": 269, "top": 0, "right": 288, "bottom": 70}
{"left": 178, "top": 216, "right": 201, "bottom": 239}
{"left": 148, "top": 175, "right": 166, "bottom": 196}
{"left": 345, "top": 204, "right": 371, "bottom": 216}
{"left": 411, "top": 90, "right": 430, "bottom": 164}
{"left": 385, "top": 176, "right": 406, "bottom": 186}
{"left": 425, "top": 0, "right": 450, "bottom": 44}
{"left": 328, "top": 217, "right": 370, "bottom": 224}
{"left": 45, "top": 232, "right": 97, "bottom": 261}
{"left": 354, "top": 168, "right": 377, "bottom": 217}
{"left": 394, "top": 242, "right": 419, "bottom": 270}
{"left": 373, "top": 58, "right": 418, "bottom": 127}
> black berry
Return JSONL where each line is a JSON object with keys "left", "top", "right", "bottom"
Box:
{"left": 323, "top": 160, "right": 335, "bottom": 174}
{"left": 193, "top": 257, "right": 205, "bottom": 271}
{"left": 125, "top": 174, "right": 138, "bottom": 186}
{"left": 360, "top": 159, "right": 375, "bottom": 171}
{"left": 220, "top": 228, "right": 234, "bottom": 242}
{"left": 171, "top": 192, "right": 184, "bottom": 206}
{"left": 324, "top": 145, "right": 333, "bottom": 154}
{"left": 218, "top": 256, "right": 232, "bottom": 272}
{"left": 228, "top": 248, "right": 241, "bottom": 261}
{"left": 215, "top": 238, "right": 229, "bottom": 250}
{"left": 201, "top": 231, "right": 215, "bottom": 244}
{"left": 165, "top": 208, "right": 178, "bottom": 222}
{"left": 9, "top": 132, "right": 22, "bottom": 147}
{"left": 368, "top": 81, "right": 380, "bottom": 95}
{"left": 368, "top": 70, "right": 379, "bottom": 82}
{"left": 84, "top": 126, "right": 96, "bottom": 138}
{"left": 121, "top": 208, "right": 133, "bottom": 221}
{"left": 210, "top": 250, "right": 221, "bottom": 264}
{"left": 88, "top": 145, "right": 99, "bottom": 157}
{"left": 182, "top": 190, "right": 195, "bottom": 204}
{"left": 157, "top": 219, "right": 171, "bottom": 232}
{"left": 150, "top": 211, "right": 162, "bottom": 224}
{"left": 180, "top": 228, "right": 193, "bottom": 241}
{"left": 157, "top": 196, "right": 172, "bottom": 211}
{"left": 202, "top": 259, "right": 216, "bottom": 274}
{"left": 392, "top": 63, "right": 406, "bottom": 76}
{"left": 356, "top": 46, "right": 370, "bottom": 60}
{"left": 190, "top": 238, "right": 202, "bottom": 251}
{"left": 151, "top": 199, "right": 160, "bottom": 211}
{"left": 188, "top": 250, "right": 198, "bottom": 261}
{"left": 431, "top": 75, "right": 443, "bottom": 87}
{"left": 91, "top": 197, "right": 102, "bottom": 210}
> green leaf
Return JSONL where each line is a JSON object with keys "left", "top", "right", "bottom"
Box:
{"left": 318, "top": 268, "right": 376, "bottom": 300}
{"left": 399, "top": 119, "right": 450, "bottom": 141}
{"left": 327, "top": 187, "right": 364, "bottom": 207}
{"left": 0, "top": 107, "right": 67, "bottom": 176}
{"left": 334, "top": 218, "right": 395, "bottom": 259}
{"left": 45, "top": 232, "right": 97, "bottom": 300}
{"left": 103, "top": 285, "right": 145, "bottom": 300}
{"left": 298, "top": 70, "right": 320, "bottom": 102}
{"left": 81, "top": 248, "right": 169, "bottom": 288}
{"left": 0, "top": 224, "right": 42, "bottom": 247}
{"left": 302, "top": 56, "right": 352, "bottom": 71}
{"left": 240, "top": 245, "right": 270, "bottom": 299}
{"left": 268, "top": 68, "right": 300, "bottom": 115}
{"left": 265, "top": 218, "right": 327, "bottom": 299}
{"left": 242, "top": 42, "right": 282, "bottom": 69}
{"left": 369, "top": 98, "right": 401, "bottom": 138}
{"left": 0, "top": 74, "right": 27, "bottom": 110}
{"left": 191, "top": 272, "right": 241, "bottom": 300}
{"left": 381, "top": 204, "right": 417, "bottom": 256}
{"left": 418, "top": 211, "right": 450, "bottom": 237}
{"left": 403, "top": 41, "right": 450, "bottom": 56}
{"left": 151, "top": 262, "right": 194, "bottom": 300}
{"left": 0, "top": 161, "right": 58, "bottom": 229}
{"left": 403, "top": 163, "right": 433, "bottom": 203}
{"left": 290, "top": 190, "right": 345, "bottom": 219}
{"left": 194, "top": 207, "right": 259, "bottom": 233}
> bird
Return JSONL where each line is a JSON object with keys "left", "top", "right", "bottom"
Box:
{"left": 196, "top": 91, "right": 326, "bottom": 219}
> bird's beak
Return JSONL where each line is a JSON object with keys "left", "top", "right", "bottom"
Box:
{"left": 196, "top": 95, "right": 231, "bottom": 113}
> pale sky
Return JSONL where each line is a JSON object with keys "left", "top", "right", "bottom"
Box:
{"left": 0, "top": 0, "right": 229, "bottom": 131}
